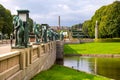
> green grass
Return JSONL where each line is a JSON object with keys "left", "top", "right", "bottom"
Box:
{"left": 31, "top": 65, "right": 110, "bottom": 80}
{"left": 94, "top": 38, "right": 120, "bottom": 42}
{"left": 64, "top": 42, "right": 120, "bottom": 54}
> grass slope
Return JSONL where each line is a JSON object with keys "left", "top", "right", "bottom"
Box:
{"left": 64, "top": 42, "right": 120, "bottom": 54}
{"left": 31, "top": 65, "right": 110, "bottom": 80}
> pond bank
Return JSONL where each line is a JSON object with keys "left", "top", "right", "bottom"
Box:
{"left": 31, "top": 65, "right": 112, "bottom": 80}
{"left": 64, "top": 42, "right": 120, "bottom": 55}
{"left": 64, "top": 56, "right": 120, "bottom": 80}
{"left": 64, "top": 54, "right": 120, "bottom": 58}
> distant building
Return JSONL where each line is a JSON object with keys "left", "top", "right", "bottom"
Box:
{"left": 50, "top": 26, "right": 70, "bottom": 30}
{"left": 71, "top": 24, "right": 87, "bottom": 38}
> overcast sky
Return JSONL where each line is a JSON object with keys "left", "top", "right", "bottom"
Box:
{"left": 0, "top": 0, "right": 117, "bottom": 26}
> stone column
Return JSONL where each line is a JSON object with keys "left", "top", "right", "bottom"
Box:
{"left": 95, "top": 20, "right": 99, "bottom": 39}
{"left": 17, "top": 10, "right": 30, "bottom": 48}
{"left": 56, "top": 40, "right": 64, "bottom": 65}
{"left": 58, "top": 16, "right": 61, "bottom": 29}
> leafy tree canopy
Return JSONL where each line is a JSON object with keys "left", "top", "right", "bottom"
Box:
{"left": 28, "top": 18, "right": 33, "bottom": 33}
{"left": 82, "top": 1, "right": 120, "bottom": 38}
{"left": 71, "top": 23, "right": 82, "bottom": 31}
{"left": 0, "top": 4, "right": 12, "bottom": 37}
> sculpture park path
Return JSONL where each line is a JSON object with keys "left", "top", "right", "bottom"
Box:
{"left": 0, "top": 45, "right": 11, "bottom": 55}
{"left": 0, "top": 40, "right": 11, "bottom": 55}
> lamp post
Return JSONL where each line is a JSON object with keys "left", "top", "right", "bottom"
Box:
{"left": 17, "top": 10, "right": 29, "bottom": 47}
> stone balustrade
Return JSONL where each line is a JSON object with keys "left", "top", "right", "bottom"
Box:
{"left": 0, "top": 41, "right": 56, "bottom": 80}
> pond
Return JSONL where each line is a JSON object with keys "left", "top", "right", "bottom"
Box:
{"left": 64, "top": 56, "right": 120, "bottom": 80}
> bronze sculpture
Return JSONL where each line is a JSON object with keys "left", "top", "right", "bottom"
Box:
{"left": 33, "top": 22, "right": 41, "bottom": 44}
{"left": 13, "top": 15, "right": 25, "bottom": 48}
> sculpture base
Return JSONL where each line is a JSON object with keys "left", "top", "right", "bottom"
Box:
{"left": 12, "top": 46, "right": 25, "bottom": 49}
{"left": 33, "top": 43, "right": 40, "bottom": 45}
{"left": 11, "top": 44, "right": 32, "bottom": 49}
{"left": 27, "top": 44, "right": 32, "bottom": 47}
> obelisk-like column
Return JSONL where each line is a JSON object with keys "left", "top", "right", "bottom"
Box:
{"left": 95, "top": 20, "right": 98, "bottom": 39}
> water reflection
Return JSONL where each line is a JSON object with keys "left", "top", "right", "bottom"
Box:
{"left": 64, "top": 56, "right": 120, "bottom": 80}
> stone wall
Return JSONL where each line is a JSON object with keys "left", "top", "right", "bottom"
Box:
{"left": 56, "top": 40, "right": 64, "bottom": 65}
{"left": 0, "top": 41, "right": 56, "bottom": 80}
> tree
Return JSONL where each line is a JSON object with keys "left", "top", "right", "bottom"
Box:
{"left": 82, "top": 20, "right": 92, "bottom": 37}
{"left": 72, "top": 23, "right": 82, "bottom": 31}
{"left": 28, "top": 18, "right": 33, "bottom": 33}
{"left": 0, "top": 4, "right": 12, "bottom": 37}
{"left": 3, "top": 9, "right": 13, "bottom": 36}
{"left": 0, "top": 4, "right": 6, "bottom": 32}
{"left": 82, "top": 1, "right": 120, "bottom": 38}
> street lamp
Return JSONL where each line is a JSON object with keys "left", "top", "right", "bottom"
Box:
{"left": 17, "top": 10, "right": 29, "bottom": 47}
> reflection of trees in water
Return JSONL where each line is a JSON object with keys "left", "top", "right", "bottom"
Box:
{"left": 97, "top": 58, "right": 120, "bottom": 80}
{"left": 79, "top": 57, "right": 96, "bottom": 74}
{"left": 64, "top": 56, "right": 120, "bottom": 80}
{"left": 94, "top": 58, "right": 97, "bottom": 74}
{"left": 75, "top": 57, "right": 96, "bottom": 73}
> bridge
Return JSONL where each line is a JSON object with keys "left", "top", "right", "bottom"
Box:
{"left": 0, "top": 41, "right": 64, "bottom": 80}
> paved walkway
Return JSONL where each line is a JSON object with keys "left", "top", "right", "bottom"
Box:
{"left": 0, "top": 39, "right": 12, "bottom": 55}
{"left": 0, "top": 44, "right": 11, "bottom": 55}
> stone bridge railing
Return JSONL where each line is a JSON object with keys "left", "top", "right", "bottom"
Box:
{"left": 0, "top": 41, "right": 57, "bottom": 80}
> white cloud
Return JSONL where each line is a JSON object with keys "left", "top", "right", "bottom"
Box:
{"left": 0, "top": 0, "right": 19, "bottom": 15}
{"left": 0, "top": 0, "right": 10, "bottom": 3}
{"left": 58, "top": 4, "right": 70, "bottom": 11}
{"left": 0, "top": 0, "right": 115, "bottom": 26}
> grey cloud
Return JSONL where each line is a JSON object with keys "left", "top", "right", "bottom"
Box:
{"left": 0, "top": 0, "right": 115, "bottom": 26}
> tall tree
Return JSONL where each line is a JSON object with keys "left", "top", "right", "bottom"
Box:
{"left": 0, "top": 4, "right": 12, "bottom": 37}
{"left": 28, "top": 18, "right": 33, "bottom": 33}
{"left": 0, "top": 4, "right": 6, "bottom": 32}
{"left": 72, "top": 23, "right": 82, "bottom": 31}
{"left": 82, "top": 1, "right": 120, "bottom": 38}
{"left": 82, "top": 20, "right": 92, "bottom": 37}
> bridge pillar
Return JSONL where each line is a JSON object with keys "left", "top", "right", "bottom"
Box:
{"left": 56, "top": 40, "right": 64, "bottom": 65}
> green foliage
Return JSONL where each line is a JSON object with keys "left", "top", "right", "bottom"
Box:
{"left": 28, "top": 18, "right": 33, "bottom": 33}
{"left": 72, "top": 23, "right": 82, "bottom": 30}
{"left": 82, "top": 20, "right": 92, "bottom": 37}
{"left": 0, "top": 4, "right": 12, "bottom": 36}
{"left": 31, "top": 65, "right": 110, "bottom": 80}
{"left": 82, "top": 1, "right": 120, "bottom": 38}
{"left": 94, "top": 38, "right": 120, "bottom": 42}
{"left": 72, "top": 24, "right": 85, "bottom": 38}
{"left": 64, "top": 42, "right": 120, "bottom": 54}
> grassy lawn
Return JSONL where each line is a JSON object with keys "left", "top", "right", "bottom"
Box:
{"left": 31, "top": 65, "right": 110, "bottom": 80}
{"left": 64, "top": 42, "right": 120, "bottom": 54}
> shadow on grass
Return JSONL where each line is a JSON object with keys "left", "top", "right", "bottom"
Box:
{"left": 64, "top": 43, "right": 86, "bottom": 55}
{"left": 64, "top": 44, "right": 77, "bottom": 54}
{"left": 31, "top": 65, "right": 110, "bottom": 80}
